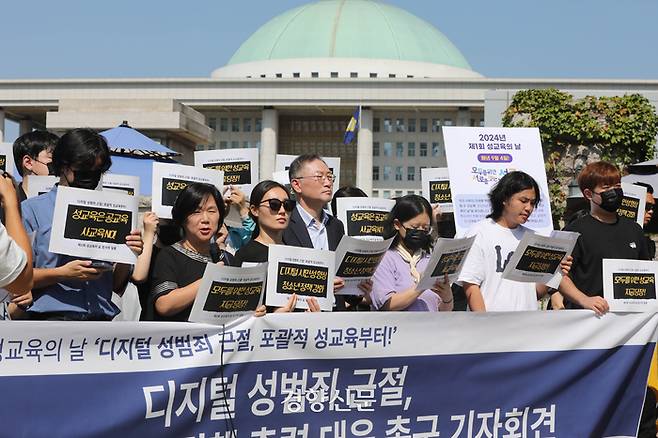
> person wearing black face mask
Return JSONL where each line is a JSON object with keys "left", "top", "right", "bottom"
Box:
{"left": 370, "top": 195, "right": 453, "bottom": 312}
{"left": 20, "top": 128, "right": 144, "bottom": 321}
{"left": 559, "top": 161, "right": 649, "bottom": 316}
{"left": 12, "top": 130, "right": 59, "bottom": 203}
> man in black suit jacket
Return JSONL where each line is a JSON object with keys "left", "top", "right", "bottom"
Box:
{"left": 283, "top": 154, "right": 344, "bottom": 251}
{"left": 282, "top": 154, "right": 348, "bottom": 307}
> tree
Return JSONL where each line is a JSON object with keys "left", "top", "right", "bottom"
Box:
{"left": 502, "top": 88, "right": 658, "bottom": 225}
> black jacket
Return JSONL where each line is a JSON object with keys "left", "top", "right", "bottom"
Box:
{"left": 282, "top": 207, "right": 344, "bottom": 251}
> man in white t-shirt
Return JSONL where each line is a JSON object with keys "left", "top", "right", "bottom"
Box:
{"left": 458, "top": 171, "right": 566, "bottom": 311}
{"left": 459, "top": 218, "right": 538, "bottom": 311}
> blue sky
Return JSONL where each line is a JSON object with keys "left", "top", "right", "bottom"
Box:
{"left": 1, "top": 0, "right": 656, "bottom": 80}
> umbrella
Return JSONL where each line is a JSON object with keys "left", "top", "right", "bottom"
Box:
{"left": 100, "top": 122, "right": 180, "bottom": 196}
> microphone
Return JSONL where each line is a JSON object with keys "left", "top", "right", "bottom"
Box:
{"left": 209, "top": 235, "right": 223, "bottom": 264}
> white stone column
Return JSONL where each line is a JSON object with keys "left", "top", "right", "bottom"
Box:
{"left": 19, "top": 119, "right": 33, "bottom": 136}
{"left": 356, "top": 108, "right": 373, "bottom": 195}
{"left": 260, "top": 108, "right": 278, "bottom": 180}
{"left": 0, "top": 109, "right": 5, "bottom": 142}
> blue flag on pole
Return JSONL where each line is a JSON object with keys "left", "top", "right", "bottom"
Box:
{"left": 343, "top": 106, "right": 360, "bottom": 144}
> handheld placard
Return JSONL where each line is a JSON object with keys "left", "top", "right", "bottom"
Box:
{"left": 603, "top": 259, "right": 658, "bottom": 312}
{"left": 189, "top": 264, "right": 267, "bottom": 325}
{"left": 334, "top": 236, "right": 394, "bottom": 295}
{"left": 501, "top": 232, "right": 578, "bottom": 284}
{"left": 195, "top": 148, "right": 259, "bottom": 197}
{"left": 421, "top": 167, "right": 453, "bottom": 213}
{"left": 266, "top": 244, "right": 335, "bottom": 311}
{"left": 416, "top": 236, "right": 476, "bottom": 291}
{"left": 617, "top": 183, "right": 647, "bottom": 227}
{"left": 443, "top": 127, "right": 553, "bottom": 235}
{"left": 151, "top": 162, "right": 224, "bottom": 219}
{"left": 49, "top": 186, "right": 139, "bottom": 264}
{"left": 336, "top": 198, "right": 395, "bottom": 241}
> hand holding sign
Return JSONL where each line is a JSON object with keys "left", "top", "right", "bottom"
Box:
{"left": 60, "top": 260, "right": 104, "bottom": 281}
{"left": 125, "top": 230, "right": 144, "bottom": 257}
{"left": 429, "top": 274, "right": 453, "bottom": 304}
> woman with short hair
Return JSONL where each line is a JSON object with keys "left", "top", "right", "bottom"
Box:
{"left": 150, "top": 182, "right": 265, "bottom": 321}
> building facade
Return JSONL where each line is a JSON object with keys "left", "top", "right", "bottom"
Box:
{"left": 0, "top": 0, "right": 657, "bottom": 197}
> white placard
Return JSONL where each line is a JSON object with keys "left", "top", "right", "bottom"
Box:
{"left": 265, "top": 244, "right": 335, "bottom": 311}
{"left": 336, "top": 197, "right": 395, "bottom": 241}
{"left": 271, "top": 170, "right": 290, "bottom": 186}
{"left": 443, "top": 127, "right": 553, "bottom": 235}
{"left": 275, "top": 154, "right": 341, "bottom": 193}
{"left": 334, "top": 236, "right": 394, "bottom": 294}
{"left": 195, "top": 148, "right": 259, "bottom": 197}
{"left": 501, "top": 232, "right": 577, "bottom": 284}
{"left": 421, "top": 167, "right": 453, "bottom": 213}
{"left": 151, "top": 162, "right": 224, "bottom": 219}
{"left": 25, "top": 175, "right": 57, "bottom": 199}
{"left": 603, "top": 259, "right": 658, "bottom": 312}
{"left": 188, "top": 264, "right": 266, "bottom": 325}
{"left": 617, "top": 182, "right": 647, "bottom": 227}
{"left": 0, "top": 143, "right": 18, "bottom": 178}
{"left": 49, "top": 186, "right": 138, "bottom": 264}
{"left": 544, "top": 230, "right": 581, "bottom": 289}
{"left": 416, "top": 236, "right": 476, "bottom": 291}
{"left": 102, "top": 173, "right": 140, "bottom": 197}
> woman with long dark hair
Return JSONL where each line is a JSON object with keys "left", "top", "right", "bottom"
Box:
{"left": 234, "top": 180, "right": 320, "bottom": 312}
{"left": 370, "top": 195, "right": 453, "bottom": 312}
{"left": 150, "top": 182, "right": 265, "bottom": 321}
{"left": 234, "top": 180, "right": 294, "bottom": 266}
{"left": 458, "top": 171, "right": 569, "bottom": 311}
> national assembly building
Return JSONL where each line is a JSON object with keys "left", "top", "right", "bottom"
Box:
{"left": 0, "top": 0, "right": 657, "bottom": 197}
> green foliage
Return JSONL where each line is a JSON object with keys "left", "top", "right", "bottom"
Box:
{"left": 502, "top": 89, "right": 658, "bottom": 223}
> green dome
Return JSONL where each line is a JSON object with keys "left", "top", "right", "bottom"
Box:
{"left": 227, "top": 0, "right": 473, "bottom": 71}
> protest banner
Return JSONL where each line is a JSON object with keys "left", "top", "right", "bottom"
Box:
{"left": 603, "top": 259, "right": 658, "bottom": 312}
{"left": 0, "top": 311, "right": 655, "bottom": 437}
{"left": 334, "top": 236, "right": 394, "bottom": 295}
{"left": 335, "top": 197, "right": 394, "bottom": 241}
{"left": 25, "top": 175, "right": 57, "bottom": 199}
{"left": 443, "top": 127, "right": 552, "bottom": 235}
{"left": 189, "top": 264, "right": 266, "bottom": 325}
{"left": 151, "top": 162, "right": 223, "bottom": 219}
{"left": 421, "top": 167, "right": 453, "bottom": 212}
{"left": 617, "top": 183, "right": 647, "bottom": 227}
{"left": 502, "top": 233, "right": 577, "bottom": 284}
{"left": 49, "top": 186, "right": 138, "bottom": 264}
{"left": 0, "top": 143, "right": 18, "bottom": 177}
{"left": 266, "top": 244, "right": 335, "bottom": 311}
{"left": 416, "top": 236, "right": 475, "bottom": 290}
{"left": 275, "top": 154, "right": 341, "bottom": 193}
{"left": 195, "top": 148, "right": 259, "bottom": 197}
{"left": 102, "top": 173, "right": 141, "bottom": 197}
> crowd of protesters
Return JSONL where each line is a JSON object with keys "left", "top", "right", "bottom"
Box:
{"left": 2, "top": 127, "right": 658, "bottom": 434}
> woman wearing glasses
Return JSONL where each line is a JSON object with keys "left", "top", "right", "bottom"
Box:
{"left": 371, "top": 195, "right": 453, "bottom": 312}
{"left": 234, "top": 180, "right": 295, "bottom": 266}
{"left": 150, "top": 182, "right": 266, "bottom": 321}
{"left": 235, "top": 180, "right": 321, "bottom": 312}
